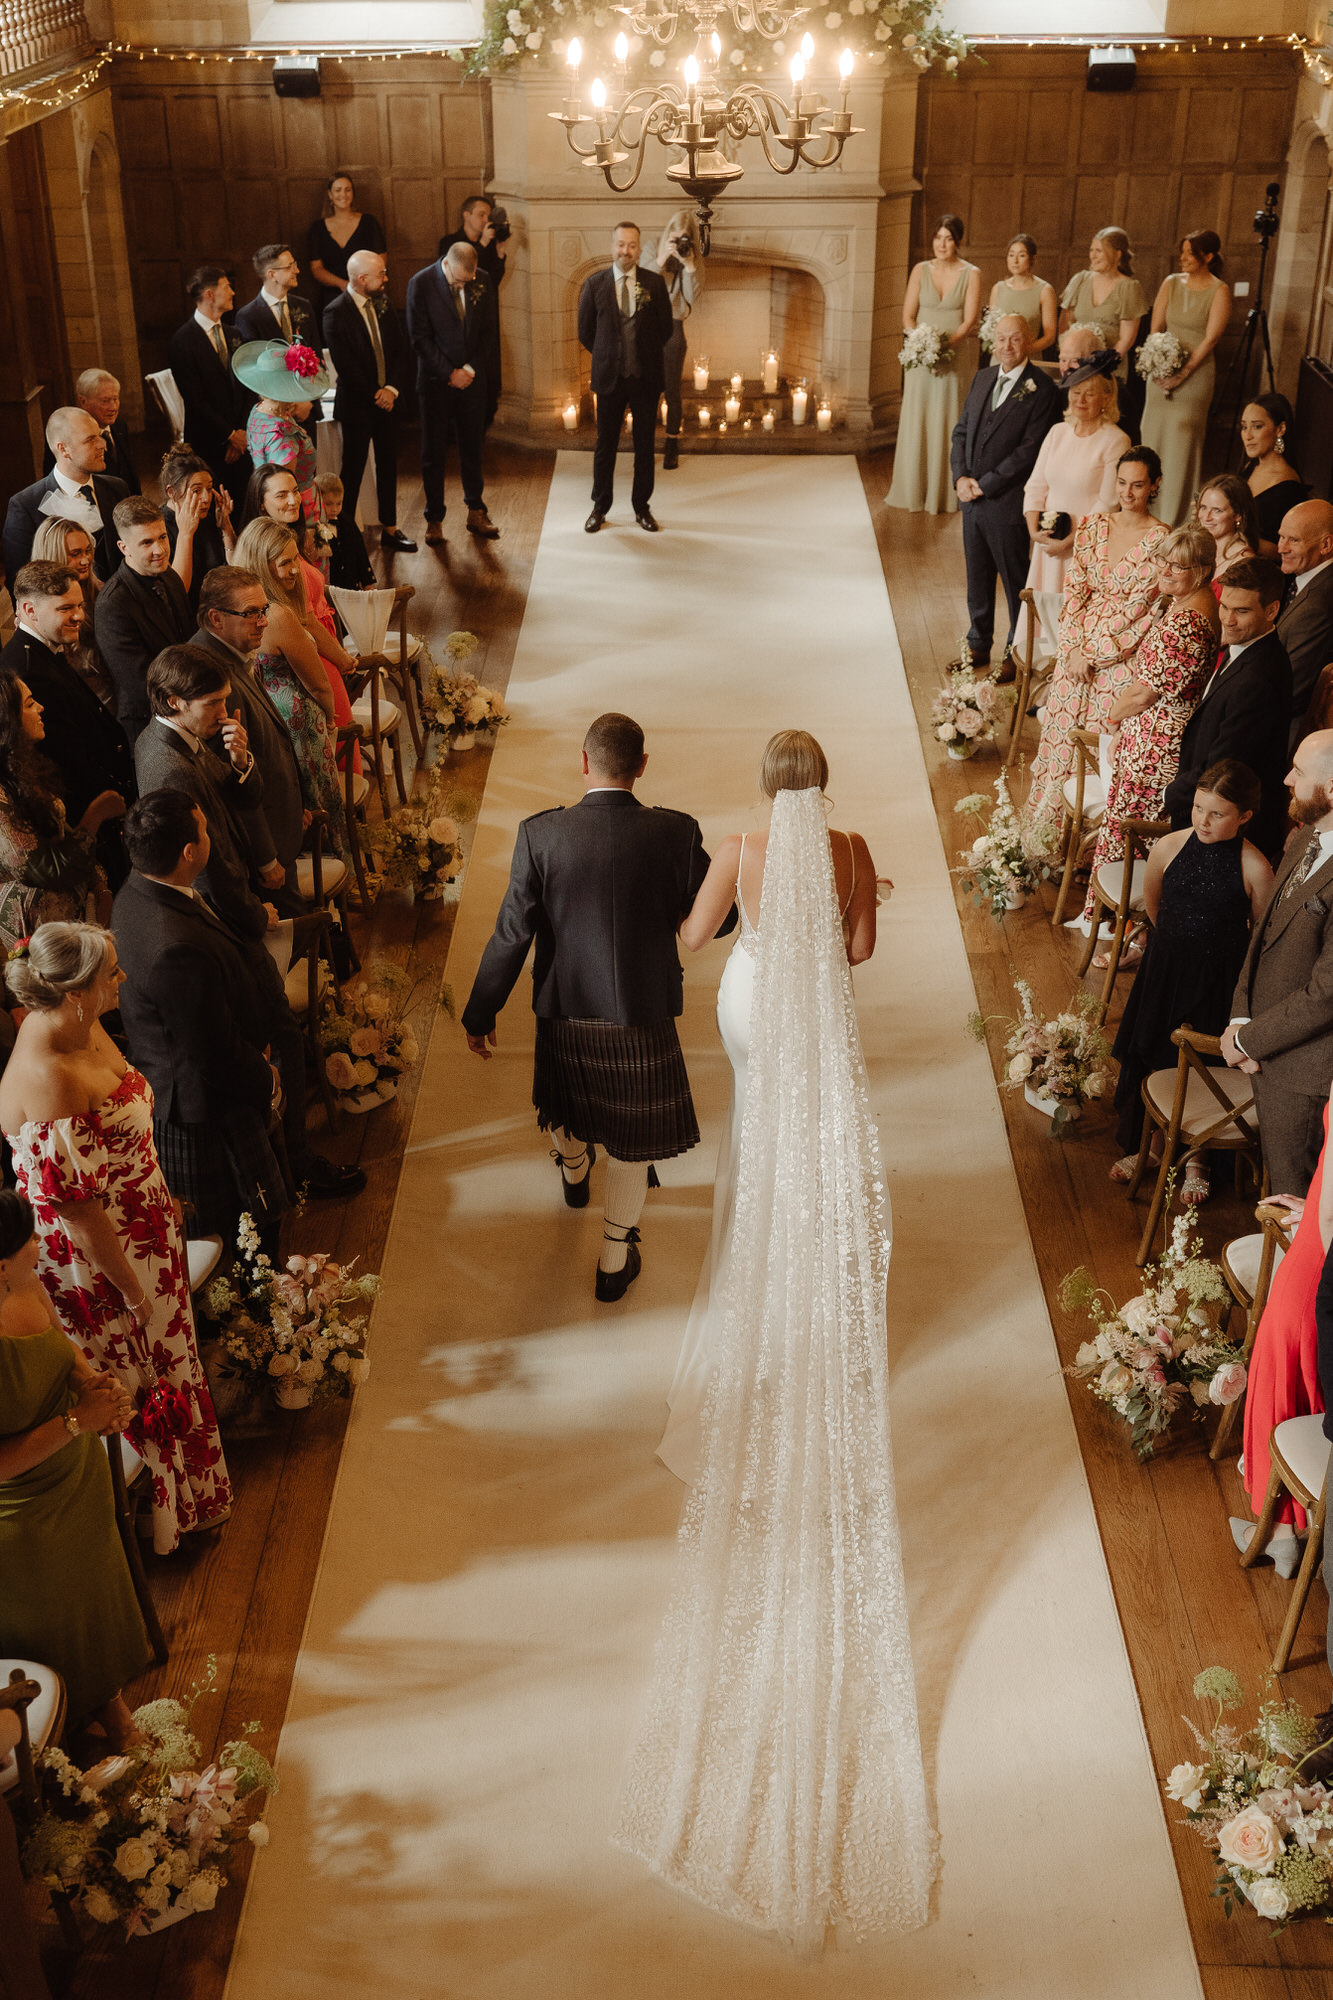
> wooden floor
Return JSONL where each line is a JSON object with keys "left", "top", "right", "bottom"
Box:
{"left": 42, "top": 439, "right": 1332, "bottom": 1997}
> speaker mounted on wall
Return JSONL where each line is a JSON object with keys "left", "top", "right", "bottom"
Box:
{"left": 273, "top": 53, "right": 321, "bottom": 98}
{"left": 1086, "top": 46, "right": 1136, "bottom": 92}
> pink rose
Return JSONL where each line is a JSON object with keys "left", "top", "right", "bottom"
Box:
{"left": 1217, "top": 1804, "right": 1282, "bottom": 1873}
{"left": 955, "top": 709, "right": 984, "bottom": 738}
{"left": 1209, "top": 1361, "right": 1247, "bottom": 1406}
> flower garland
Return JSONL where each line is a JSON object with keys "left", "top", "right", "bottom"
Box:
{"left": 954, "top": 773, "right": 1059, "bottom": 917}
{"left": 208, "top": 1213, "right": 379, "bottom": 1400}
{"left": 1061, "top": 1213, "right": 1237, "bottom": 1459}
{"left": 21, "top": 1656, "right": 276, "bottom": 1936}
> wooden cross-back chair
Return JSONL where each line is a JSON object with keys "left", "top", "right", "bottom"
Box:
{"left": 1212, "top": 1199, "right": 1295, "bottom": 1462}
{"left": 1240, "top": 1416, "right": 1330, "bottom": 1672}
{"left": 1050, "top": 727, "right": 1105, "bottom": 927}
{"left": 1126, "top": 1026, "right": 1264, "bottom": 1266}
{"left": 1076, "top": 815, "right": 1168, "bottom": 1025}
{"left": 1004, "top": 587, "right": 1049, "bottom": 771}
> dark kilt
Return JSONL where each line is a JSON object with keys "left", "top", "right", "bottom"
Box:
{"left": 154, "top": 1106, "right": 290, "bottom": 1241}
{"left": 533, "top": 1016, "right": 699, "bottom": 1162}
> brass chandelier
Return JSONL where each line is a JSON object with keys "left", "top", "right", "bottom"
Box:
{"left": 551, "top": 2, "right": 861, "bottom": 249}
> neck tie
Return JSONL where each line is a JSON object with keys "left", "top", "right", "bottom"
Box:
{"left": 211, "top": 323, "right": 227, "bottom": 364}
{"left": 78, "top": 484, "right": 95, "bottom": 507}
{"left": 453, "top": 285, "right": 466, "bottom": 324}
{"left": 619, "top": 275, "right": 632, "bottom": 320}
{"left": 279, "top": 298, "right": 293, "bottom": 341}
{"left": 991, "top": 372, "right": 1011, "bottom": 410}
{"left": 1280, "top": 833, "right": 1319, "bottom": 905}
{"left": 363, "top": 298, "right": 386, "bottom": 387}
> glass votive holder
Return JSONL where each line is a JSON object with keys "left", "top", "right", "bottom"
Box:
{"left": 698, "top": 406, "right": 711, "bottom": 428}
{"left": 693, "top": 357, "right": 710, "bottom": 391}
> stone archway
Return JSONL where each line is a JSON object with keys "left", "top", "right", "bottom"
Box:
{"left": 1269, "top": 119, "right": 1333, "bottom": 395}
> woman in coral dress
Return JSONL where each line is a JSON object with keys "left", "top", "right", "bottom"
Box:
{"left": 1081, "top": 524, "right": 1218, "bottom": 932}
{"left": 0, "top": 923, "right": 231, "bottom": 1555}
{"left": 1024, "top": 448, "right": 1167, "bottom": 828}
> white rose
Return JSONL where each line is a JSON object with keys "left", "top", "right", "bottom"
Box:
{"left": 935, "top": 723, "right": 954, "bottom": 743}
{"left": 1007, "top": 1053, "right": 1032, "bottom": 1082}
{"left": 1247, "top": 1876, "right": 1290, "bottom": 1920}
{"left": 248, "top": 1820, "right": 271, "bottom": 1847}
{"left": 1120, "top": 1296, "right": 1152, "bottom": 1336}
{"left": 525, "top": 29, "right": 543, "bottom": 49}
{"left": 113, "top": 1837, "right": 155, "bottom": 1881}
{"left": 1075, "top": 1340, "right": 1100, "bottom": 1369}
{"left": 955, "top": 709, "right": 984, "bottom": 738}
{"left": 267, "top": 1351, "right": 298, "bottom": 1378}
{"left": 971, "top": 835, "right": 989, "bottom": 854}
{"left": 428, "top": 816, "right": 458, "bottom": 847}
{"left": 185, "top": 1871, "right": 220, "bottom": 1913}
{"left": 946, "top": 53, "right": 958, "bottom": 68}
{"left": 332, "top": 1350, "right": 351, "bottom": 1372}
{"left": 82, "top": 1885, "right": 119, "bottom": 1924}
{"left": 1165, "top": 1762, "right": 1209, "bottom": 1811}
{"left": 348, "top": 1357, "right": 371, "bottom": 1386}
{"left": 295, "top": 1356, "right": 323, "bottom": 1385}
{"left": 352, "top": 1059, "right": 379, "bottom": 1087}
{"left": 506, "top": 7, "right": 523, "bottom": 28}
{"left": 140, "top": 1880, "right": 171, "bottom": 1914}
{"left": 1217, "top": 1804, "right": 1283, "bottom": 1874}
{"left": 399, "top": 1035, "right": 420, "bottom": 1065}
{"left": 361, "top": 991, "right": 388, "bottom": 1019}
{"left": 1209, "top": 1362, "right": 1247, "bottom": 1406}
{"left": 501, "top": 35, "right": 518, "bottom": 53}
{"left": 1099, "top": 1360, "right": 1132, "bottom": 1398}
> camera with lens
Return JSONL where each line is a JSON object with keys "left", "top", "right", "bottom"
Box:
{"left": 489, "top": 204, "right": 512, "bottom": 245}
{"left": 672, "top": 234, "right": 694, "bottom": 257}
{"left": 1253, "top": 182, "right": 1280, "bottom": 241}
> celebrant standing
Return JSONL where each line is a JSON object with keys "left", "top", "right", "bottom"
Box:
{"left": 462, "top": 713, "right": 734, "bottom": 1299}
{"left": 579, "top": 222, "right": 673, "bottom": 534}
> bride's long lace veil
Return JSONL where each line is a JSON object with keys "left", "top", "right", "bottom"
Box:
{"left": 613, "top": 788, "right": 938, "bottom": 1950}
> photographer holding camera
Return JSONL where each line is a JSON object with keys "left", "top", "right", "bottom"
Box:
{"left": 439, "top": 195, "right": 509, "bottom": 428}
{"left": 646, "top": 210, "right": 705, "bottom": 471}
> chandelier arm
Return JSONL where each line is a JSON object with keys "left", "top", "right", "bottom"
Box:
{"left": 599, "top": 152, "right": 650, "bottom": 193}
{"left": 611, "top": 2, "right": 682, "bottom": 37}
{"left": 749, "top": 124, "right": 807, "bottom": 175}
{"left": 795, "top": 129, "right": 848, "bottom": 168}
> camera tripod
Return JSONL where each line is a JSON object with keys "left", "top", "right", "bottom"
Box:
{"left": 1221, "top": 182, "right": 1281, "bottom": 460}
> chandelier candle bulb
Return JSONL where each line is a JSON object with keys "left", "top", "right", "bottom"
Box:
{"left": 762, "top": 407, "right": 776, "bottom": 432}
{"left": 791, "top": 383, "right": 808, "bottom": 425}
{"left": 564, "top": 36, "right": 582, "bottom": 119}
{"left": 614, "top": 31, "right": 628, "bottom": 69}
{"left": 693, "top": 357, "right": 710, "bottom": 391}
{"left": 762, "top": 350, "right": 780, "bottom": 393}
{"left": 590, "top": 75, "right": 608, "bottom": 140}
{"left": 725, "top": 392, "right": 741, "bottom": 421}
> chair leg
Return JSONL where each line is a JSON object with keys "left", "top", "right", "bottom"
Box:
{"left": 393, "top": 665, "right": 425, "bottom": 760}
{"left": 1272, "top": 1492, "right": 1325, "bottom": 1672}
{"left": 346, "top": 808, "right": 373, "bottom": 912}
{"left": 1210, "top": 1389, "right": 1245, "bottom": 1462}
{"left": 1050, "top": 816, "right": 1081, "bottom": 927}
{"left": 1075, "top": 891, "right": 1103, "bottom": 977}
{"left": 1006, "top": 661, "right": 1031, "bottom": 770}
{"left": 1097, "top": 909, "right": 1129, "bottom": 1023}
{"left": 108, "top": 1444, "right": 168, "bottom": 1665}
{"left": 335, "top": 889, "right": 360, "bottom": 973}
{"left": 373, "top": 733, "right": 392, "bottom": 817}
{"left": 390, "top": 729, "right": 409, "bottom": 806}
{"left": 1124, "top": 1106, "right": 1155, "bottom": 1199}
{"left": 1240, "top": 1461, "right": 1286, "bottom": 1568}
{"left": 307, "top": 941, "right": 341, "bottom": 1135}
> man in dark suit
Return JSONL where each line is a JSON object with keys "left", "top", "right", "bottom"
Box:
{"left": 41, "top": 369, "right": 140, "bottom": 494}
{"left": 1223, "top": 728, "right": 1333, "bottom": 1197}
{"left": 167, "top": 265, "right": 252, "bottom": 509}
{"left": 1163, "top": 557, "right": 1292, "bottom": 860}
{"left": 194, "top": 564, "right": 306, "bottom": 893}
{"left": 406, "top": 240, "right": 501, "bottom": 542}
{"left": 438, "top": 196, "right": 507, "bottom": 429}
{"left": 324, "top": 250, "right": 416, "bottom": 552}
{"left": 234, "top": 243, "right": 323, "bottom": 437}
{"left": 578, "top": 221, "right": 673, "bottom": 535}
{"left": 463, "top": 712, "right": 734, "bottom": 1301}
{"left": 93, "top": 497, "right": 194, "bottom": 742}
{"left": 1, "top": 559, "right": 135, "bottom": 885}
{"left": 949, "top": 313, "right": 1061, "bottom": 678}
{"left": 3, "top": 405, "right": 128, "bottom": 583}
{"left": 1277, "top": 499, "right": 1333, "bottom": 749}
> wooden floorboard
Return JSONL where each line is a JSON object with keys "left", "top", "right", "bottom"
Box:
{"left": 48, "top": 442, "right": 1330, "bottom": 1993}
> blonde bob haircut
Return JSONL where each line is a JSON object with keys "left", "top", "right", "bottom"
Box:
{"left": 759, "top": 729, "right": 829, "bottom": 798}
{"left": 7, "top": 921, "right": 112, "bottom": 1012}
{"left": 1159, "top": 520, "right": 1216, "bottom": 589}
{"left": 232, "top": 516, "right": 310, "bottom": 624}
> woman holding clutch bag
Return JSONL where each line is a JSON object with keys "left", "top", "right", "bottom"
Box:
{"left": 1020, "top": 350, "right": 1129, "bottom": 665}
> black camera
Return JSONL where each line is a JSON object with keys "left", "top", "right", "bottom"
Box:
{"left": 672, "top": 234, "right": 694, "bottom": 256}
{"left": 489, "top": 204, "right": 512, "bottom": 245}
{"left": 1253, "top": 182, "right": 1280, "bottom": 241}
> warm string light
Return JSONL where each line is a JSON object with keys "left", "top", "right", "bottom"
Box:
{"left": 0, "top": 49, "right": 111, "bottom": 108}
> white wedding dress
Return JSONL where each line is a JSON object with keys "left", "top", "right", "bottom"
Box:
{"left": 613, "top": 789, "right": 938, "bottom": 1952}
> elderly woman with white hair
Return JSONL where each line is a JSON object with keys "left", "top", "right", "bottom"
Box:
{"left": 646, "top": 210, "right": 705, "bottom": 471}
{"left": 1080, "top": 520, "right": 1221, "bottom": 943}
{"left": 1020, "top": 348, "right": 1130, "bottom": 664}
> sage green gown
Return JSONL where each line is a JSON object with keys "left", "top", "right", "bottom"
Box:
{"left": 886, "top": 262, "right": 977, "bottom": 516}
{"left": 0, "top": 1326, "right": 151, "bottom": 1720}
{"left": 991, "top": 277, "right": 1050, "bottom": 347}
{"left": 1140, "top": 274, "right": 1224, "bottom": 528}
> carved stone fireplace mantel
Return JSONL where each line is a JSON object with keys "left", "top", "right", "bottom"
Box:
{"left": 487, "top": 66, "right": 920, "bottom": 442}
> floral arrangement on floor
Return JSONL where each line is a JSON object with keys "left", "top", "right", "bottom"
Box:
{"left": 1136, "top": 331, "right": 1190, "bottom": 385}
{"left": 468, "top": 0, "right": 968, "bottom": 79}
{"left": 370, "top": 771, "right": 473, "bottom": 904}
{"left": 422, "top": 632, "right": 509, "bottom": 751}
{"left": 1060, "top": 1212, "right": 1238, "bottom": 1459}
{"left": 21, "top": 1656, "right": 276, "bottom": 1937}
{"left": 208, "top": 1212, "right": 379, "bottom": 1406}
{"left": 969, "top": 976, "right": 1111, "bottom": 1132}
{"left": 931, "top": 659, "right": 1009, "bottom": 758}
{"left": 954, "top": 772, "right": 1059, "bottom": 916}
{"left": 1165, "top": 1666, "right": 1333, "bottom": 1929}
{"left": 318, "top": 958, "right": 422, "bottom": 1112}
{"left": 899, "top": 325, "right": 953, "bottom": 374}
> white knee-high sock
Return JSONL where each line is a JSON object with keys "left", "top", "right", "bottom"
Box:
{"left": 552, "top": 1127, "right": 591, "bottom": 1182}
{"left": 600, "top": 1158, "right": 648, "bottom": 1272}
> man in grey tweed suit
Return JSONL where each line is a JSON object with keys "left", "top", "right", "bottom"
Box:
{"left": 1224, "top": 729, "right": 1333, "bottom": 1196}
{"left": 463, "top": 712, "right": 735, "bottom": 1302}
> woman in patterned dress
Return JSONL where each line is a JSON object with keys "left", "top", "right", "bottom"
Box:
{"left": 1024, "top": 446, "right": 1168, "bottom": 826}
{"left": 232, "top": 337, "right": 333, "bottom": 580}
{"left": 1082, "top": 522, "right": 1220, "bottom": 939}
{"left": 0, "top": 923, "right": 232, "bottom": 1555}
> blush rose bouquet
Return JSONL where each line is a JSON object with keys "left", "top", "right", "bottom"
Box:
{"left": 206, "top": 1212, "right": 380, "bottom": 1407}
{"left": 318, "top": 958, "right": 422, "bottom": 1112}
{"left": 954, "top": 772, "right": 1059, "bottom": 917}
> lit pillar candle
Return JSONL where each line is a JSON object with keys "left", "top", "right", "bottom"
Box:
{"left": 762, "top": 407, "right": 776, "bottom": 432}
{"left": 565, "top": 37, "right": 582, "bottom": 118}
{"left": 698, "top": 406, "right": 711, "bottom": 428}
{"left": 725, "top": 392, "right": 740, "bottom": 422}
{"left": 562, "top": 403, "right": 578, "bottom": 431}
{"left": 762, "top": 350, "right": 779, "bottom": 393}
{"left": 693, "top": 356, "right": 710, "bottom": 391}
{"left": 730, "top": 371, "right": 743, "bottom": 393}
{"left": 791, "top": 384, "right": 808, "bottom": 425}
{"left": 816, "top": 400, "right": 832, "bottom": 432}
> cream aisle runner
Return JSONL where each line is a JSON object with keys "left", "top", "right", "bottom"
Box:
{"left": 226, "top": 457, "right": 1201, "bottom": 2000}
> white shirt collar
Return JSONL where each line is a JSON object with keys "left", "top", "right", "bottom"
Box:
{"left": 157, "top": 714, "right": 201, "bottom": 754}
{"left": 1294, "top": 558, "right": 1333, "bottom": 592}
{"left": 52, "top": 467, "right": 91, "bottom": 498}
{"left": 997, "top": 361, "right": 1024, "bottom": 382}
{"left": 17, "top": 621, "right": 53, "bottom": 647}
{"left": 194, "top": 306, "right": 222, "bottom": 333}
{"left": 261, "top": 286, "right": 287, "bottom": 311}
{"left": 584, "top": 786, "right": 634, "bottom": 795}
{"left": 1226, "top": 636, "right": 1263, "bottom": 662}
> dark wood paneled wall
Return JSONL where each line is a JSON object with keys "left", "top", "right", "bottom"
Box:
{"left": 915, "top": 46, "right": 1299, "bottom": 409}
{"left": 111, "top": 56, "right": 492, "bottom": 369}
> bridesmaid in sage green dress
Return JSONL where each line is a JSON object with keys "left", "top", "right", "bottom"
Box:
{"left": 1140, "top": 230, "right": 1232, "bottom": 529}
{"left": 1058, "top": 226, "right": 1148, "bottom": 379}
{"left": 0, "top": 1188, "right": 150, "bottom": 1741}
{"left": 988, "top": 233, "right": 1057, "bottom": 355}
{"left": 886, "top": 214, "right": 981, "bottom": 515}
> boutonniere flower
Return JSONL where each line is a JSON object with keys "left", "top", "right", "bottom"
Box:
{"left": 634, "top": 281, "right": 650, "bottom": 310}
{"left": 466, "top": 280, "right": 486, "bottom": 305}
{"left": 1014, "top": 376, "right": 1037, "bottom": 402}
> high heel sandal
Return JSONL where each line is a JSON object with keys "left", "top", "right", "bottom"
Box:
{"left": 551, "top": 1141, "right": 596, "bottom": 1209}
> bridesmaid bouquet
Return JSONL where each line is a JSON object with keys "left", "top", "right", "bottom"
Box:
{"left": 1136, "top": 331, "right": 1190, "bottom": 387}
{"left": 955, "top": 773, "right": 1059, "bottom": 916}
{"left": 1164, "top": 1666, "right": 1333, "bottom": 1930}
{"left": 209, "top": 1212, "right": 380, "bottom": 1406}
{"left": 970, "top": 976, "right": 1110, "bottom": 1131}
{"left": 21, "top": 1656, "right": 276, "bottom": 1936}
{"left": 976, "top": 307, "right": 1002, "bottom": 354}
{"left": 898, "top": 326, "right": 952, "bottom": 373}
{"left": 930, "top": 660, "right": 1008, "bottom": 758}
{"left": 1060, "top": 1212, "right": 1238, "bottom": 1458}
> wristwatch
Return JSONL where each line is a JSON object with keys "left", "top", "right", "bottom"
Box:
{"left": 62, "top": 1409, "right": 80, "bottom": 1441}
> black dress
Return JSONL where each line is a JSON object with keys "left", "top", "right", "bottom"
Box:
{"left": 165, "top": 508, "right": 230, "bottom": 611}
{"left": 1112, "top": 831, "right": 1252, "bottom": 1150}
{"left": 1248, "top": 474, "right": 1310, "bottom": 548}
{"left": 306, "top": 212, "right": 386, "bottom": 321}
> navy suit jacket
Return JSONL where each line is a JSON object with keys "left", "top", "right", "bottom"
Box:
{"left": 1163, "top": 629, "right": 1293, "bottom": 861}
{"left": 0, "top": 628, "right": 135, "bottom": 890}
{"left": 577, "top": 265, "right": 673, "bottom": 397}
{"left": 949, "top": 362, "right": 1061, "bottom": 516}
{"left": 233, "top": 289, "right": 320, "bottom": 351}
{"left": 323, "top": 289, "right": 412, "bottom": 415}
{"left": 406, "top": 262, "right": 499, "bottom": 393}
{"left": 167, "top": 317, "right": 250, "bottom": 478}
{"left": 3, "top": 470, "right": 127, "bottom": 585}
{"left": 93, "top": 564, "right": 195, "bottom": 742}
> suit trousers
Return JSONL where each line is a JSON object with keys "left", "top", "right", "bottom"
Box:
{"left": 339, "top": 400, "right": 401, "bottom": 527}
{"left": 961, "top": 496, "right": 1030, "bottom": 661}
{"left": 1253, "top": 1071, "right": 1327, "bottom": 1199}
{"left": 592, "top": 376, "right": 659, "bottom": 515}
{"left": 420, "top": 381, "right": 485, "bottom": 517}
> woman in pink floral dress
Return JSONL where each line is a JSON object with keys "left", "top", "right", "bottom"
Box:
{"left": 1081, "top": 524, "right": 1220, "bottom": 935}
{"left": 0, "top": 923, "right": 231, "bottom": 1554}
{"left": 1025, "top": 447, "right": 1168, "bottom": 826}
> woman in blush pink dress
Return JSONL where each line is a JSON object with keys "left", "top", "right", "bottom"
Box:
{"left": 0, "top": 923, "right": 230, "bottom": 1555}
{"left": 1020, "top": 350, "right": 1129, "bottom": 666}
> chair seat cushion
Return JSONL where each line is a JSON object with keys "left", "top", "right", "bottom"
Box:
{"left": 284, "top": 959, "right": 331, "bottom": 1014}
{"left": 350, "top": 698, "right": 401, "bottom": 735}
{"left": 1222, "top": 1232, "right": 1287, "bottom": 1303}
{"left": 1094, "top": 858, "right": 1147, "bottom": 910}
{"left": 388, "top": 632, "right": 422, "bottom": 663}
{"left": 1143, "top": 1064, "right": 1256, "bottom": 1141}
{"left": 295, "top": 855, "right": 350, "bottom": 901}
{"left": 186, "top": 1235, "right": 223, "bottom": 1294}
{"left": 1062, "top": 774, "right": 1105, "bottom": 817}
{"left": 350, "top": 772, "right": 370, "bottom": 809}
{"left": 0, "top": 1660, "right": 63, "bottom": 1794}
{"left": 1273, "top": 1414, "right": 1331, "bottom": 1501}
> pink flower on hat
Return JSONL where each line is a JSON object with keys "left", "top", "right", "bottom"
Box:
{"left": 285, "top": 342, "right": 321, "bottom": 380}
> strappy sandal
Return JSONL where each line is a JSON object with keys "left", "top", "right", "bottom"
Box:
{"left": 1091, "top": 927, "right": 1147, "bottom": 973}
{"left": 1109, "top": 1155, "right": 1138, "bottom": 1184}
{"left": 1180, "top": 1155, "right": 1210, "bottom": 1207}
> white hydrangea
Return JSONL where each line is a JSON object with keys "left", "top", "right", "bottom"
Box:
{"left": 526, "top": 28, "right": 543, "bottom": 49}
{"left": 506, "top": 7, "right": 523, "bottom": 28}
{"left": 501, "top": 35, "right": 518, "bottom": 53}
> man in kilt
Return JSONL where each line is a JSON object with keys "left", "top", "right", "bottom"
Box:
{"left": 463, "top": 713, "right": 734, "bottom": 1301}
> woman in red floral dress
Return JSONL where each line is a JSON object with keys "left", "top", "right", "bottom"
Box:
{"left": 1024, "top": 447, "right": 1168, "bottom": 827}
{"left": 1081, "top": 523, "right": 1220, "bottom": 934}
{"left": 0, "top": 922, "right": 231, "bottom": 1553}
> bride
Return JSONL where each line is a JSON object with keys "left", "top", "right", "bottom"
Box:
{"left": 612, "top": 731, "right": 938, "bottom": 1952}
